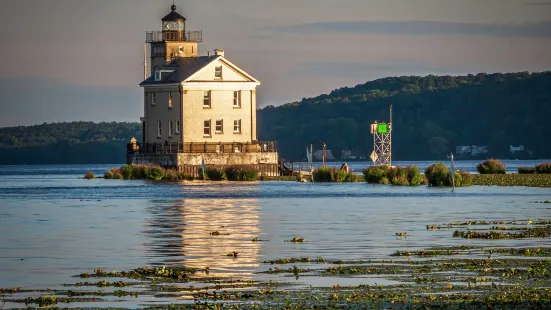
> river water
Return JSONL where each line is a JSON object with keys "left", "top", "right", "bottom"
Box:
{"left": 0, "top": 161, "right": 550, "bottom": 306}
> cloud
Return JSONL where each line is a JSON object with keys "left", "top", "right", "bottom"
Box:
{"left": 299, "top": 61, "right": 460, "bottom": 79}
{"left": 282, "top": 21, "right": 551, "bottom": 37}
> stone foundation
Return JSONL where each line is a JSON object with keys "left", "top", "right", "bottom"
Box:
{"left": 127, "top": 152, "right": 279, "bottom": 177}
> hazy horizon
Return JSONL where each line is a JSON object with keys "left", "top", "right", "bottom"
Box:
{"left": 1, "top": 0, "right": 551, "bottom": 127}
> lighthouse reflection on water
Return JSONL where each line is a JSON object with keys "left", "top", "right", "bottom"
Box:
{"left": 143, "top": 196, "right": 262, "bottom": 278}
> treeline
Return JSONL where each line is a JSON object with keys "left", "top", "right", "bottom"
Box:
{"left": 0, "top": 122, "right": 140, "bottom": 164}
{"left": 257, "top": 71, "right": 551, "bottom": 160}
{"left": 1, "top": 72, "right": 550, "bottom": 164}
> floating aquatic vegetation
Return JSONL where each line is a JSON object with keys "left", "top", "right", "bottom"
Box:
{"left": 453, "top": 227, "right": 551, "bottom": 239}
{"left": 472, "top": 174, "right": 551, "bottom": 187}
{"left": 77, "top": 266, "right": 198, "bottom": 280}
{"left": 285, "top": 237, "right": 305, "bottom": 243}
{"left": 391, "top": 249, "right": 461, "bottom": 257}
{"left": 491, "top": 247, "right": 551, "bottom": 257}
{"left": 426, "top": 225, "right": 449, "bottom": 230}
{"left": 395, "top": 232, "right": 407, "bottom": 237}
{"left": 263, "top": 257, "right": 327, "bottom": 264}
{"left": 226, "top": 251, "right": 239, "bottom": 257}
{"left": 64, "top": 280, "right": 127, "bottom": 287}
{"left": 262, "top": 266, "right": 310, "bottom": 274}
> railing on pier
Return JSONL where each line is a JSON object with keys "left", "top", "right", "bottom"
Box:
{"left": 127, "top": 141, "right": 277, "bottom": 155}
{"left": 146, "top": 31, "right": 202, "bottom": 43}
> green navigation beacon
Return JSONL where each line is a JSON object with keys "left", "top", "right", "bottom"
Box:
{"left": 377, "top": 123, "right": 388, "bottom": 134}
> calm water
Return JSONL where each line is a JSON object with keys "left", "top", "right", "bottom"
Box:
{"left": 0, "top": 161, "right": 550, "bottom": 306}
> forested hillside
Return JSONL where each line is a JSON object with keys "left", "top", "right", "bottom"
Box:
{"left": 0, "top": 122, "right": 140, "bottom": 164}
{"left": 258, "top": 71, "right": 551, "bottom": 160}
{"left": 1, "top": 71, "right": 550, "bottom": 164}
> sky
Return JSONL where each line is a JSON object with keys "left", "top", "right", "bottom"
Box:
{"left": 1, "top": 0, "right": 551, "bottom": 127}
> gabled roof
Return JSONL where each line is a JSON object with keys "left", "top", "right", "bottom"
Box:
{"left": 140, "top": 55, "right": 260, "bottom": 86}
{"left": 140, "top": 56, "right": 219, "bottom": 86}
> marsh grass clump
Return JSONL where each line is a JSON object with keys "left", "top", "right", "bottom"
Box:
{"left": 120, "top": 165, "right": 133, "bottom": 179}
{"left": 178, "top": 172, "right": 194, "bottom": 181}
{"left": 199, "top": 167, "right": 227, "bottom": 181}
{"left": 131, "top": 164, "right": 149, "bottom": 179}
{"left": 312, "top": 166, "right": 333, "bottom": 182}
{"left": 104, "top": 168, "right": 123, "bottom": 179}
{"left": 312, "top": 166, "right": 359, "bottom": 182}
{"left": 518, "top": 166, "right": 536, "bottom": 174}
{"left": 425, "top": 163, "right": 472, "bottom": 187}
{"left": 225, "top": 166, "right": 259, "bottom": 181}
{"left": 458, "top": 170, "right": 473, "bottom": 186}
{"left": 425, "top": 163, "right": 450, "bottom": 186}
{"left": 162, "top": 169, "right": 180, "bottom": 182}
{"left": 145, "top": 166, "right": 165, "bottom": 181}
{"left": 477, "top": 159, "right": 506, "bottom": 174}
{"left": 363, "top": 165, "right": 423, "bottom": 186}
{"left": 363, "top": 165, "right": 390, "bottom": 184}
{"left": 83, "top": 171, "right": 96, "bottom": 179}
{"left": 536, "top": 162, "right": 551, "bottom": 174}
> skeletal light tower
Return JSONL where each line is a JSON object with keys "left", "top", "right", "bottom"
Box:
{"left": 370, "top": 102, "right": 393, "bottom": 166}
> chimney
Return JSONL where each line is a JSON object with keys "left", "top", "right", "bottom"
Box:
{"left": 214, "top": 49, "right": 225, "bottom": 57}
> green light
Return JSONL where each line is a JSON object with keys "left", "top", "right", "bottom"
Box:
{"left": 377, "top": 123, "right": 388, "bottom": 134}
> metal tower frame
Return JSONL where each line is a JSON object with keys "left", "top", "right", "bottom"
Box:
{"left": 370, "top": 103, "right": 393, "bottom": 166}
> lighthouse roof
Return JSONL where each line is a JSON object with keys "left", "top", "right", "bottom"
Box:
{"left": 162, "top": 5, "right": 186, "bottom": 22}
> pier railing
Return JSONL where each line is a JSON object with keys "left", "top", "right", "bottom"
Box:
{"left": 127, "top": 141, "right": 277, "bottom": 155}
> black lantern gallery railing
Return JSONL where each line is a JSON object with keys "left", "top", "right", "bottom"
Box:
{"left": 146, "top": 31, "right": 202, "bottom": 43}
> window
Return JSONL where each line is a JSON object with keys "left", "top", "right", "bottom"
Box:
{"left": 168, "top": 92, "right": 172, "bottom": 109}
{"left": 155, "top": 71, "right": 161, "bottom": 81}
{"left": 203, "top": 120, "right": 211, "bottom": 136}
{"left": 168, "top": 120, "right": 173, "bottom": 137}
{"left": 157, "top": 121, "right": 162, "bottom": 138}
{"left": 152, "top": 46, "right": 166, "bottom": 57}
{"left": 203, "top": 91, "right": 211, "bottom": 107}
{"left": 215, "top": 120, "right": 223, "bottom": 133}
{"left": 179, "top": 46, "right": 184, "bottom": 53}
{"left": 233, "top": 91, "right": 241, "bottom": 107}
{"left": 215, "top": 66, "right": 222, "bottom": 78}
{"left": 152, "top": 93, "right": 156, "bottom": 106}
{"left": 233, "top": 119, "right": 241, "bottom": 133}
{"left": 176, "top": 120, "right": 180, "bottom": 134}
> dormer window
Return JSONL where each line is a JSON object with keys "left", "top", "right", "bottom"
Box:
{"left": 215, "top": 66, "right": 222, "bottom": 79}
{"left": 154, "top": 69, "right": 175, "bottom": 82}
